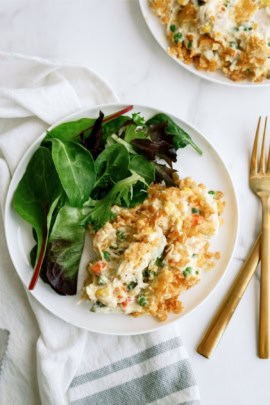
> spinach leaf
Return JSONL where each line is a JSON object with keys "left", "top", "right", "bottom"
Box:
{"left": 46, "top": 118, "right": 95, "bottom": 142}
{"left": 146, "top": 113, "right": 202, "bottom": 155}
{"left": 44, "top": 204, "right": 87, "bottom": 295}
{"left": 127, "top": 156, "right": 154, "bottom": 206}
{"left": 129, "top": 155, "right": 155, "bottom": 185}
{"left": 12, "top": 147, "right": 62, "bottom": 289}
{"left": 51, "top": 139, "right": 96, "bottom": 207}
{"left": 85, "top": 173, "right": 147, "bottom": 230}
{"left": 128, "top": 181, "right": 149, "bottom": 207}
{"left": 92, "top": 144, "right": 130, "bottom": 198}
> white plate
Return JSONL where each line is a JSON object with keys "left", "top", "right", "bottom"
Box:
{"left": 139, "top": 0, "right": 270, "bottom": 88}
{"left": 5, "top": 103, "right": 238, "bottom": 335}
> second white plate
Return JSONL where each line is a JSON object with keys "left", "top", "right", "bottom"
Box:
{"left": 139, "top": 0, "right": 270, "bottom": 88}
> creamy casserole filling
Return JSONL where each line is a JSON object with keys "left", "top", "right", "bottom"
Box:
{"left": 83, "top": 178, "right": 224, "bottom": 321}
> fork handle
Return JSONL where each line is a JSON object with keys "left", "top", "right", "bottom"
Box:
{"left": 197, "top": 235, "right": 260, "bottom": 358}
{"left": 259, "top": 195, "right": 270, "bottom": 358}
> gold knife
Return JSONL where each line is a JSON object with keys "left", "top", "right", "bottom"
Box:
{"left": 197, "top": 234, "right": 260, "bottom": 358}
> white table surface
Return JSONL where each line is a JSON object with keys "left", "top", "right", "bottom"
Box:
{"left": 1, "top": 0, "right": 270, "bottom": 404}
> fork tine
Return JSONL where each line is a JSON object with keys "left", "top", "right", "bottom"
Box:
{"left": 265, "top": 118, "right": 270, "bottom": 173}
{"left": 259, "top": 117, "right": 268, "bottom": 173}
{"left": 250, "top": 117, "right": 261, "bottom": 176}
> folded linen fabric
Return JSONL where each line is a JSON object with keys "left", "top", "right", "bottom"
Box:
{"left": 0, "top": 329, "right": 9, "bottom": 377}
{"left": 0, "top": 51, "right": 200, "bottom": 405}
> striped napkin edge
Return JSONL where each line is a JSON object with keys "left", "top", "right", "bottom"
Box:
{"left": 69, "top": 336, "right": 200, "bottom": 405}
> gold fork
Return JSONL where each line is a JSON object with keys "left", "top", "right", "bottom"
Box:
{"left": 197, "top": 235, "right": 260, "bottom": 358}
{"left": 250, "top": 116, "right": 270, "bottom": 359}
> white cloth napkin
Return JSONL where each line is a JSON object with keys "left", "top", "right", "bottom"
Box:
{"left": 0, "top": 52, "right": 200, "bottom": 405}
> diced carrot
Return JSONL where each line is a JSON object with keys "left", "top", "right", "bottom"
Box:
{"left": 192, "top": 214, "right": 203, "bottom": 226}
{"left": 121, "top": 298, "right": 131, "bottom": 308}
{"left": 91, "top": 261, "right": 107, "bottom": 275}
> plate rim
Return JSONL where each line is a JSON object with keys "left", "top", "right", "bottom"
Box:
{"left": 138, "top": 0, "right": 270, "bottom": 89}
{"left": 4, "top": 102, "right": 239, "bottom": 335}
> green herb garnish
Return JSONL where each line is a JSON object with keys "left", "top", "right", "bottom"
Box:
{"left": 143, "top": 268, "right": 156, "bottom": 281}
{"left": 170, "top": 24, "right": 176, "bottom": 32}
{"left": 127, "top": 281, "right": 138, "bottom": 291}
{"left": 143, "top": 268, "right": 151, "bottom": 280}
{"left": 155, "top": 257, "right": 164, "bottom": 268}
{"left": 96, "top": 301, "right": 106, "bottom": 308}
{"left": 229, "top": 41, "right": 238, "bottom": 49}
{"left": 98, "top": 276, "right": 107, "bottom": 286}
{"left": 116, "top": 230, "right": 126, "bottom": 241}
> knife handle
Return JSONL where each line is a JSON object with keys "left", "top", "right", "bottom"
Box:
{"left": 197, "top": 234, "right": 261, "bottom": 359}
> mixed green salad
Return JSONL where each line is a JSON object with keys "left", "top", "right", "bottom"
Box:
{"left": 12, "top": 105, "right": 202, "bottom": 296}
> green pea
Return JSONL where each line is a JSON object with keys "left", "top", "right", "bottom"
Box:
{"left": 174, "top": 33, "right": 182, "bottom": 43}
{"left": 103, "top": 251, "right": 111, "bottom": 261}
{"left": 183, "top": 267, "right": 192, "bottom": 277}
{"left": 137, "top": 296, "right": 148, "bottom": 307}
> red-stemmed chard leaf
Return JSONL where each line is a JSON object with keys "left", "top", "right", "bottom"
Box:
{"left": 102, "top": 105, "right": 133, "bottom": 124}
